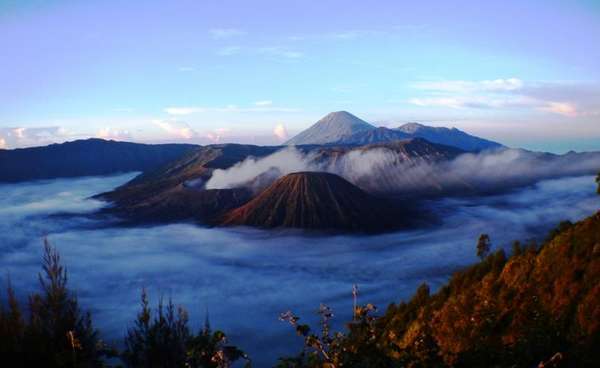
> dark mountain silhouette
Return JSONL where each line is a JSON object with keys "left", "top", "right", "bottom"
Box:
{"left": 396, "top": 122, "right": 503, "bottom": 151}
{"left": 98, "top": 144, "right": 280, "bottom": 223}
{"left": 285, "top": 111, "right": 375, "bottom": 145}
{"left": 308, "top": 138, "right": 468, "bottom": 195}
{"left": 334, "top": 127, "right": 411, "bottom": 145}
{"left": 285, "top": 111, "right": 503, "bottom": 151}
{"left": 99, "top": 140, "right": 462, "bottom": 225}
{"left": 0, "top": 139, "right": 197, "bottom": 182}
{"left": 220, "top": 172, "right": 406, "bottom": 232}
{"left": 337, "top": 124, "right": 503, "bottom": 151}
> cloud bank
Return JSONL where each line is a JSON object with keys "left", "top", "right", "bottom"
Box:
{"left": 205, "top": 146, "right": 600, "bottom": 195}
{"left": 0, "top": 174, "right": 598, "bottom": 366}
{"left": 410, "top": 78, "right": 600, "bottom": 118}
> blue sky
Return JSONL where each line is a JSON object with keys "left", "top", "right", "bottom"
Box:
{"left": 1, "top": 0, "right": 599, "bottom": 152}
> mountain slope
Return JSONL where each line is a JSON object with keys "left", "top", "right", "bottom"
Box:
{"left": 0, "top": 139, "right": 197, "bottom": 182}
{"left": 350, "top": 211, "right": 600, "bottom": 367}
{"left": 285, "top": 111, "right": 375, "bottom": 145}
{"left": 334, "top": 127, "right": 411, "bottom": 145}
{"left": 280, "top": 206, "right": 600, "bottom": 366}
{"left": 99, "top": 139, "right": 466, "bottom": 224}
{"left": 286, "top": 111, "right": 503, "bottom": 151}
{"left": 312, "top": 138, "right": 467, "bottom": 195}
{"left": 98, "top": 144, "right": 280, "bottom": 223}
{"left": 220, "top": 172, "right": 405, "bottom": 232}
{"left": 396, "top": 122, "right": 503, "bottom": 151}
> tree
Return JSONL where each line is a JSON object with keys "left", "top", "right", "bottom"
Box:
{"left": 123, "top": 289, "right": 250, "bottom": 368}
{"left": 123, "top": 290, "right": 191, "bottom": 368}
{"left": 27, "top": 239, "right": 102, "bottom": 367}
{"left": 0, "top": 239, "right": 103, "bottom": 367}
{"left": 0, "top": 277, "right": 25, "bottom": 355}
{"left": 476, "top": 234, "right": 491, "bottom": 260}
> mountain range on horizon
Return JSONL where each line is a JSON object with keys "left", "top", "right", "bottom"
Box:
{"left": 0, "top": 111, "right": 505, "bottom": 184}
{"left": 285, "top": 111, "right": 504, "bottom": 152}
{"left": 1, "top": 109, "right": 598, "bottom": 233}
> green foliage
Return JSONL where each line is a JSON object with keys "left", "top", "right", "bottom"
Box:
{"left": 511, "top": 241, "right": 522, "bottom": 257}
{"left": 123, "top": 290, "right": 190, "bottom": 368}
{"left": 280, "top": 215, "right": 600, "bottom": 367}
{"left": 123, "top": 289, "right": 250, "bottom": 368}
{"left": 545, "top": 220, "right": 573, "bottom": 243}
{"left": 476, "top": 234, "right": 491, "bottom": 260}
{"left": 277, "top": 293, "right": 396, "bottom": 368}
{"left": 0, "top": 239, "right": 104, "bottom": 367}
{"left": 1, "top": 239, "right": 249, "bottom": 368}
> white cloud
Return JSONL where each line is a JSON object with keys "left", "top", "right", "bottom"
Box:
{"left": 164, "top": 105, "right": 300, "bottom": 115}
{"left": 205, "top": 128, "right": 231, "bottom": 143}
{"left": 329, "top": 29, "right": 384, "bottom": 40}
{"left": 409, "top": 97, "right": 466, "bottom": 109}
{"left": 413, "top": 78, "right": 524, "bottom": 93}
{"left": 217, "top": 46, "right": 242, "bottom": 56}
{"left": 0, "top": 137, "right": 6, "bottom": 149}
{"left": 178, "top": 66, "right": 195, "bottom": 72}
{"left": 273, "top": 123, "right": 288, "bottom": 141}
{"left": 209, "top": 28, "right": 245, "bottom": 39}
{"left": 96, "top": 127, "right": 132, "bottom": 140}
{"left": 409, "top": 78, "right": 600, "bottom": 118}
{"left": 164, "top": 107, "right": 207, "bottom": 115}
{"left": 216, "top": 45, "right": 304, "bottom": 59}
{"left": 259, "top": 47, "right": 303, "bottom": 59}
{"left": 540, "top": 102, "right": 578, "bottom": 117}
{"left": 152, "top": 120, "right": 197, "bottom": 139}
{"left": 0, "top": 127, "right": 76, "bottom": 149}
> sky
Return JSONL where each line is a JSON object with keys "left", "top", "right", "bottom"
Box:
{"left": 0, "top": 0, "right": 599, "bottom": 152}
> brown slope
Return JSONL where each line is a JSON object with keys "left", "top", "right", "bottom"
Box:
{"left": 220, "top": 172, "right": 405, "bottom": 232}
{"left": 96, "top": 144, "right": 279, "bottom": 223}
{"left": 367, "top": 211, "right": 600, "bottom": 367}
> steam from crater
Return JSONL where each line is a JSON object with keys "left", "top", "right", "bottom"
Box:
{"left": 205, "top": 146, "right": 600, "bottom": 194}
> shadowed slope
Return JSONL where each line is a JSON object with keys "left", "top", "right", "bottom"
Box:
{"left": 221, "top": 172, "right": 405, "bottom": 232}
{"left": 0, "top": 139, "right": 197, "bottom": 182}
{"left": 396, "top": 122, "right": 503, "bottom": 151}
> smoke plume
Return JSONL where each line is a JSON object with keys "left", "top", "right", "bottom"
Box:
{"left": 205, "top": 146, "right": 600, "bottom": 195}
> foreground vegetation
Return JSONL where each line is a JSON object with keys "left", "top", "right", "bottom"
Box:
{"left": 0, "top": 240, "right": 249, "bottom": 368}
{"left": 277, "top": 213, "right": 600, "bottom": 367}
{"left": 1, "top": 180, "right": 599, "bottom": 367}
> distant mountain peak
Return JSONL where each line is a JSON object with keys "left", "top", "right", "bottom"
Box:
{"left": 397, "top": 122, "right": 426, "bottom": 133}
{"left": 285, "top": 111, "right": 375, "bottom": 145}
{"left": 321, "top": 110, "right": 360, "bottom": 120}
{"left": 395, "top": 123, "right": 502, "bottom": 151}
{"left": 286, "top": 113, "right": 502, "bottom": 151}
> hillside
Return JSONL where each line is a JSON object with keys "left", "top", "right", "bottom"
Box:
{"left": 397, "top": 122, "right": 503, "bottom": 151}
{"left": 334, "top": 127, "right": 411, "bottom": 145}
{"left": 98, "top": 144, "right": 280, "bottom": 223}
{"left": 337, "top": 124, "right": 503, "bottom": 151}
{"left": 283, "top": 210, "right": 600, "bottom": 367}
{"left": 0, "top": 139, "right": 197, "bottom": 182}
{"left": 220, "top": 172, "right": 406, "bottom": 232}
{"left": 99, "top": 140, "right": 463, "bottom": 225}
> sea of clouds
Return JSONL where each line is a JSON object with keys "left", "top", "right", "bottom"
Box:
{"left": 0, "top": 173, "right": 599, "bottom": 365}
{"left": 205, "top": 146, "right": 600, "bottom": 195}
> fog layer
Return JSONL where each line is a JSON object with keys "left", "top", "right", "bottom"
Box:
{"left": 206, "top": 147, "right": 600, "bottom": 194}
{"left": 0, "top": 174, "right": 598, "bottom": 365}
